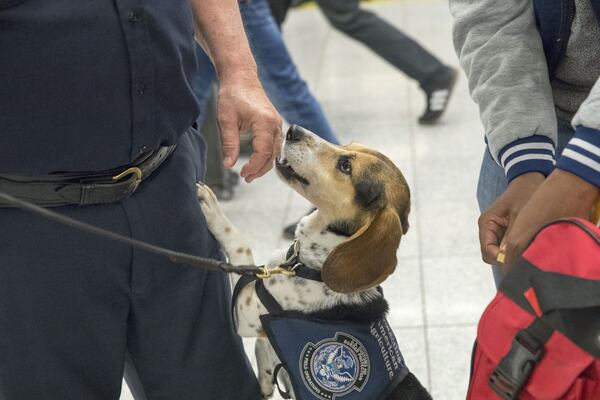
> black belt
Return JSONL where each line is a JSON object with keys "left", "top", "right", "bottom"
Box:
{"left": 0, "top": 145, "right": 177, "bottom": 207}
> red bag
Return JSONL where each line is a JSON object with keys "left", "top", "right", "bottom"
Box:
{"left": 467, "top": 218, "right": 600, "bottom": 400}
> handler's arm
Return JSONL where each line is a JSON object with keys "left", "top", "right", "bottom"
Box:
{"left": 191, "top": 0, "right": 283, "bottom": 183}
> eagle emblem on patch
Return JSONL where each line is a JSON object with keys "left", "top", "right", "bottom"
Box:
{"left": 300, "top": 333, "right": 370, "bottom": 400}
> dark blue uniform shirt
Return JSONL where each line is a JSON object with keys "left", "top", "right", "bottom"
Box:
{"left": 0, "top": 0, "right": 200, "bottom": 175}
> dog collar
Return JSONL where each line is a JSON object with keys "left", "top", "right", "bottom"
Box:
{"left": 281, "top": 240, "right": 323, "bottom": 282}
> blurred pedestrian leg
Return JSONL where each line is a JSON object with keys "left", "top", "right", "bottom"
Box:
{"left": 315, "top": 0, "right": 457, "bottom": 124}
{"left": 316, "top": 0, "right": 445, "bottom": 85}
{"left": 267, "top": 0, "right": 293, "bottom": 28}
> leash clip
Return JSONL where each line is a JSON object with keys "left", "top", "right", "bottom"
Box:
{"left": 256, "top": 241, "right": 302, "bottom": 279}
{"left": 256, "top": 266, "right": 297, "bottom": 280}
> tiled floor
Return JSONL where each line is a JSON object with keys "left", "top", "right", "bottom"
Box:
{"left": 121, "top": 0, "right": 497, "bottom": 398}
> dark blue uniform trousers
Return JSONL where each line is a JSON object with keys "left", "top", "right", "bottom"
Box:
{"left": 0, "top": 130, "right": 261, "bottom": 400}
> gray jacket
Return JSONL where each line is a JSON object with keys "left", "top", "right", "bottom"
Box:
{"left": 450, "top": 0, "right": 600, "bottom": 167}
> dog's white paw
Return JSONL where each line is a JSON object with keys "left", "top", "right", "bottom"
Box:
{"left": 196, "top": 183, "right": 223, "bottom": 228}
{"left": 196, "top": 182, "right": 218, "bottom": 208}
{"left": 259, "top": 376, "right": 275, "bottom": 400}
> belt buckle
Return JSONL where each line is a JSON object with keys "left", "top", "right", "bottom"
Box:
{"left": 112, "top": 167, "right": 143, "bottom": 191}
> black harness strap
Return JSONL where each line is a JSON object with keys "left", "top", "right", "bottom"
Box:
{"left": 281, "top": 241, "right": 323, "bottom": 283}
{"left": 256, "top": 280, "right": 284, "bottom": 315}
{"left": 293, "top": 265, "right": 323, "bottom": 282}
{"left": 272, "top": 363, "right": 293, "bottom": 399}
{"left": 231, "top": 275, "right": 260, "bottom": 322}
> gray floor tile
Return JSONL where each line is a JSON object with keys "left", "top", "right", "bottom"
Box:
{"left": 415, "top": 155, "right": 481, "bottom": 202}
{"left": 418, "top": 199, "right": 481, "bottom": 258}
{"left": 392, "top": 327, "right": 430, "bottom": 390}
{"left": 382, "top": 258, "right": 424, "bottom": 327}
{"left": 398, "top": 205, "right": 420, "bottom": 260}
{"left": 423, "top": 256, "right": 496, "bottom": 326}
{"left": 318, "top": 73, "right": 411, "bottom": 103}
{"left": 413, "top": 122, "right": 486, "bottom": 161}
{"left": 427, "top": 325, "right": 477, "bottom": 400}
{"left": 401, "top": 0, "right": 457, "bottom": 62}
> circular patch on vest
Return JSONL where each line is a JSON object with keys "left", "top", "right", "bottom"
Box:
{"left": 300, "top": 333, "right": 370, "bottom": 400}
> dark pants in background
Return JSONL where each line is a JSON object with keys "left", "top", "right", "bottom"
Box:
{"left": 0, "top": 129, "right": 261, "bottom": 400}
{"left": 267, "top": 0, "right": 447, "bottom": 87}
{"left": 267, "top": 0, "right": 292, "bottom": 27}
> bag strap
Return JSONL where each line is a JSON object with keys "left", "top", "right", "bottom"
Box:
{"left": 501, "top": 259, "right": 600, "bottom": 358}
{"left": 531, "top": 271, "right": 600, "bottom": 312}
{"left": 501, "top": 258, "right": 600, "bottom": 313}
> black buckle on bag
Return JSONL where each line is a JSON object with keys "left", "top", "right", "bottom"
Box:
{"left": 489, "top": 330, "right": 544, "bottom": 400}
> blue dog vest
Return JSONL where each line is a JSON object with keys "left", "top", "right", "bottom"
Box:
{"left": 260, "top": 312, "right": 409, "bottom": 400}
{"left": 232, "top": 243, "right": 410, "bottom": 399}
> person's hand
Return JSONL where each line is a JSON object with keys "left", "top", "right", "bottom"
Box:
{"left": 500, "top": 169, "right": 600, "bottom": 266}
{"left": 217, "top": 71, "right": 283, "bottom": 183}
{"left": 478, "top": 172, "right": 545, "bottom": 264}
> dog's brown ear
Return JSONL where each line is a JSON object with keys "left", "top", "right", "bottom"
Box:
{"left": 322, "top": 207, "right": 403, "bottom": 293}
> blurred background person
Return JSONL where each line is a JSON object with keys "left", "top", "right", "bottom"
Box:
{"left": 267, "top": 0, "right": 458, "bottom": 124}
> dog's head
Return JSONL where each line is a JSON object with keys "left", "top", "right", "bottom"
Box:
{"left": 276, "top": 125, "right": 411, "bottom": 293}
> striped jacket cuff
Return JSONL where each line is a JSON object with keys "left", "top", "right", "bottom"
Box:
{"left": 498, "top": 135, "right": 556, "bottom": 182}
{"left": 556, "top": 126, "right": 600, "bottom": 188}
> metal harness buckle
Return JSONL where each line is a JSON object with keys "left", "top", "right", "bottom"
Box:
{"left": 256, "top": 241, "right": 301, "bottom": 279}
{"left": 256, "top": 265, "right": 297, "bottom": 280}
{"left": 489, "top": 330, "right": 544, "bottom": 400}
{"left": 112, "top": 167, "right": 143, "bottom": 191}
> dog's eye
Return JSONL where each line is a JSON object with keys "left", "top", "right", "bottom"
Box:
{"left": 337, "top": 158, "right": 352, "bottom": 175}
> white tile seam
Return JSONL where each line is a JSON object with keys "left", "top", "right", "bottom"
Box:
{"left": 400, "top": 0, "right": 433, "bottom": 389}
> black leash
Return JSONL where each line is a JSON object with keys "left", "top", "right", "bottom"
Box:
{"left": 0, "top": 191, "right": 262, "bottom": 276}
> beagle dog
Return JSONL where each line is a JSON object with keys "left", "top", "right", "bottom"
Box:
{"left": 197, "top": 126, "right": 431, "bottom": 399}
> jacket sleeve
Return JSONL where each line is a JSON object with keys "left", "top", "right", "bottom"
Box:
{"left": 556, "top": 78, "right": 600, "bottom": 187}
{"left": 450, "top": 0, "right": 558, "bottom": 182}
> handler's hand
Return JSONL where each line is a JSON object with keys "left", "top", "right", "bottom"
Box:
{"left": 478, "top": 172, "right": 545, "bottom": 265}
{"left": 217, "top": 71, "right": 283, "bottom": 183}
{"left": 500, "top": 169, "right": 600, "bottom": 266}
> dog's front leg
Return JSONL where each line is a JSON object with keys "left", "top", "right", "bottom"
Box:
{"left": 196, "top": 183, "right": 255, "bottom": 268}
{"left": 255, "top": 338, "right": 276, "bottom": 398}
{"left": 256, "top": 337, "right": 296, "bottom": 399}
{"left": 197, "top": 183, "right": 267, "bottom": 338}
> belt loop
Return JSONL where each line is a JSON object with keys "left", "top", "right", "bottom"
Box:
{"left": 79, "top": 184, "right": 92, "bottom": 206}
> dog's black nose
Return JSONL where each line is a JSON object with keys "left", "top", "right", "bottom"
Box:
{"left": 286, "top": 125, "right": 305, "bottom": 142}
